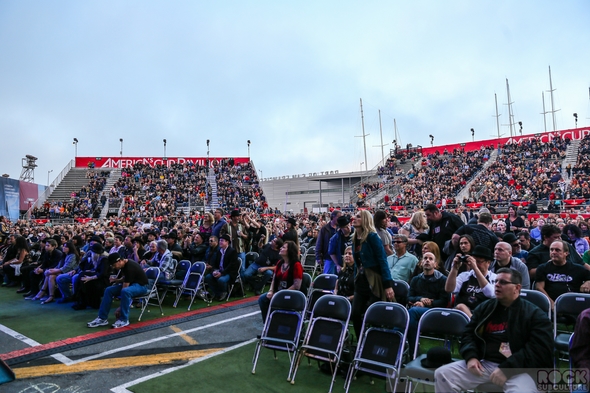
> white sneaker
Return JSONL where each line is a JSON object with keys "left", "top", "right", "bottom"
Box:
{"left": 87, "top": 317, "right": 109, "bottom": 328}
{"left": 112, "top": 320, "right": 130, "bottom": 329}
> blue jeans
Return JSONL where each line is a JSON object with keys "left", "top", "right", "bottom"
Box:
{"left": 258, "top": 292, "right": 272, "bottom": 322}
{"left": 57, "top": 272, "right": 79, "bottom": 298}
{"left": 205, "top": 273, "right": 231, "bottom": 298}
{"left": 323, "top": 259, "right": 339, "bottom": 275}
{"left": 407, "top": 306, "right": 429, "bottom": 349}
{"left": 238, "top": 252, "right": 246, "bottom": 275}
{"left": 98, "top": 283, "right": 149, "bottom": 322}
{"left": 242, "top": 262, "right": 273, "bottom": 292}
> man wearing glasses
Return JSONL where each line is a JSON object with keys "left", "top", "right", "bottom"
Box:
{"left": 435, "top": 268, "right": 553, "bottom": 392}
{"left": 389, "top": 234, "right": 418, "bottom": 283}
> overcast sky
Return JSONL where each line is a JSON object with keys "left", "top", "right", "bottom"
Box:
{"left": 1, "top": 0, "right": 589, "bottom": 185}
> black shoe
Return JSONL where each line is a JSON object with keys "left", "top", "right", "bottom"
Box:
{"left": 22, "top": 291, "right": 33, "bottom": 297}
{"left": 16, "top": 288, "right": 28, "bottom": 294}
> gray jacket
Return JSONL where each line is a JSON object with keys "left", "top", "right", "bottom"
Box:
{"left": 490, "top": 256, "right": 531, "bottom": 289}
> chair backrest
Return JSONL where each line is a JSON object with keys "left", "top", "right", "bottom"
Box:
{"left": 246, "top": 252, "right": 259, "bottom": 265}
{"left": 554, "top": 293, "right": 590, "bottom": 336}
{"left": 414, "top": 308, "right": 470, "bottom": 357}
{"left": 190, "top": 261, "right": 206, "bottom": 275}
{"left": 300, "top": 273, "right": 312, "bottom": 295}
{"left": 520, "top": 289, "right": 551, "bottom": 318}
{"left": 311, "top": 294, "right": 351, "bottom": 321}
{"left": 364, "top": 302, "right": 409, "bottom": 331}
{"left": 392, "top": 280, "right": 410, "bottom": 306}
{"left": 175, "top": 260, "right": 192, "bottom": 279}
{"left": 145, "top": 266, "right": 160, "bottom": 281}
{"left": 311, "top": 274, "right": 338, "bottom": 291}
{"left": 302, "top": 249, "right": 316, "bottom": 269}
{"left": 270, "top": 289, "right": 307, "bottom": 312}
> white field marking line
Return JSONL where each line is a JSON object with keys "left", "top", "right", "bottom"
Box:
{"left": 110, "top": 338, "right": 257, "bottom": 393}
{"left": 0, "top": 323, "right": 73, "bottom": 365}
{"left": 69, "top": 310, "right": 260, "bottom": 365}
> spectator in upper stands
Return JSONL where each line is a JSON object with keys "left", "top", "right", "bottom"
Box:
{"left": 389, "top": 234, "right": 419, "bottom": 283}
{"left": 316, "top": 210, "right": 342, "bottom": 272}
{"left": 535, "top": 239, "right": 590, "bottom": 308}
{"left": 424, "top": 203, "right": 464, "bottom": 261}
{"left": 445, "top": 245, "right": 496, "bottom": 318}
{"left": 530, "top": 218, "right": 544, "bottom": 241}
{"left": 489, "top": 242, "right": 530, "bottom": 289}
{"left": 504, "top": 205, "right": 525, "bottom": 234}
{"left": 526, "top": 224, "right": 585, "bottom": 278}
{"left": 564, "top": 223, "right": 589, "bottom": 256}
{"left": 327, "top": 215, "right": 352, "bottom": 274}
{"left": 374, "top": 210, "right": 393, "bottom": 256}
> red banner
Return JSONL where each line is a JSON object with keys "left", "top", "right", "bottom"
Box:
{"left": 75, "top": 157, "right": 250, "bottom": 169}
{"left": 465, "top": 202, "right": 484, "bottom": 209}
{"left": 511, "top": 201, "right": 530, "bottom": 207}
{"left": 563, "top": 199, "right": 586, "bottom": 206}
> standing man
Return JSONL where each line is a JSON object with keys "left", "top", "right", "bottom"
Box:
{"left": 315, "top": 210, "right": 342, "bottom": 273}
{"left": 87, "top": 253, "right": 149, "bottom": 329}
{"left": 374, "top": 210, "right": 394, "bottom": 256}
{"left": 327, "top": 215, "right": 352, "bottom": 274}
{"left": 211, "top": 208, "right": 227, "bottom": 238}
{"left": 221, "top": 210, "right": 249, "bottom": 273}
{"left": 535, "top": 239, "right": 590, "bottom": 308}
{"left": 424, "top": 203, "right": 464, "bottom": 261}
{"left": 389, "top": 234, "right": 419, "bottom": 283}
{"left": 435, "top": 268, "right": 553, "bottom": 393}
{"left": 489, "top": 242, "right": 531, "bottom": 290}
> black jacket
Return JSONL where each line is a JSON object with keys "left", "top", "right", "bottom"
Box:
{"left": 408, "top": 270, "right": 449, "bottom": 308}
{"left": 210, "top": 246, "right": 240, "bottom": 281}
{"left": 460, "top": 297, "right": 553, "bottom": 377}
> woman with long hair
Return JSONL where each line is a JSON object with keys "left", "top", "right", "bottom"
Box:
{"left": 258, "top": 240, "right": 303, "bottom": 322}
{"left": 504, "top": 206, "right": 525, "bottom": 234}
{"left": 335, "top": 246, "right": 355, "bottom": 302}
{"left": 399, "top": 211, "right": 429, "bottom": 257}
{"left": 199, "top": 212, "right": 215, "bottom": 236}
{"left": 564, "top": 224, "right": 590, "bottom": 256}
{"left": 36, "top": 242, "right": 80, "bottom": 304}
{"left": 351, "top": 210, "right": 394, "bottom": 338}
{"left": 2, "top": 236, "right": 30, "bottom": 288}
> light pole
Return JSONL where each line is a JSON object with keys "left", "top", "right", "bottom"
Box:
{"left": 119, "top": 138, "right": 123, "bottom": 157}
{"left": 47, "top": 170, "right": 53, "bottom": 186}
{"left": 73, "top": 138, "right": 78, "bottom": 157}
{"left": 574, "top": 113, "right": 578, "bottom": 128}
{"left": 360, "top": 162, "right": 364, "bottom": 172}
{"left": 429, "top": 134, "right": 434, "bottom": 147}
{"left": 247, "top": 140, "right": 251, "bottom": 158}
{"left": 163, "top": 139, "right": 167, "bottom": 159}
{"left": 470, "top": 128, "right": 474, "bottom": 142}
{"left": 518, "top": 121, "right": 523, "bottom": 135}
{"left": 206, "top": 139, "right": 210, "bottom": 205}
{"left": 258, "top": 169, "right": 263, "bottom": 180}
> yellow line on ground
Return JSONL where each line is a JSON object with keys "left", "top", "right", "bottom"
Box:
{"left": 170, "top": 325, "right": 199, "bottom": 345}
{"left": 12, "top": 348, "right": 220, "bottom": 379}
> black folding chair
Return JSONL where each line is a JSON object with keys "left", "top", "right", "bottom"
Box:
{"left": 290, "top": 294, "right": 351, "bottom": 393}
{"left": 305, "top": 273, "right": 338, "bottom": 320}
{"left": 554, "top": 293, "right": 590, "bottom": 364}
{"left": 344, "top": 302, "right": 409, "bottom": 393}
{"left": 392, "top": 279, "right": 410, "bottom": 307}
{"left": 520, "top": 288, "right": 551, "bottom": 319}
{"left": 226, "top": 258, "right": 245, "bottom": 301}
{"left": 173, "top": 262, "right": 210, "bottom": 309}
{"left": 402, "top": 308, "right": 470, "bottom": 392}
{"left": 251, "top": 290, "right": 307, "bottom": 380}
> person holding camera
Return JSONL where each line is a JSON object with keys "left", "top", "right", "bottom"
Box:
{"left": 445, "top": 245, "right": 497, "bottom": 318}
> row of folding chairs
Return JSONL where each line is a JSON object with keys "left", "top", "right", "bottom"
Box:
{"left": 253, "top": 290, "right": 410, "bottom": 393}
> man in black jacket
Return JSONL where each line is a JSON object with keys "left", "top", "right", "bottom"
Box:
{"left": 204, "top": 234, "right": 239, "bottom": 300}
{"left": 434, "top": 268, "right": 553, "bottom": 392}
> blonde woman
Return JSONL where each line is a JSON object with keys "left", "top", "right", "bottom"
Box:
{"left": 199, "top": 212, "right": 215, "bottom": 236}
{"left": 351, "top": 210, "right": 394, "bottom": 338}
{"left": 335, "top": 246, "right": 355, "bottom": 302}
{"left": 399, "top": 211, "right": 429, "bottom": 256}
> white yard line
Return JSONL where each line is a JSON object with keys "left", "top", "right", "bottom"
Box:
{"left": 70, "top": 310, "right": 260, "bottom": 365}
{"left": 110, "top": 338, "right": 257, "bottom": 393}
{"left": 0, "top": 323, "right": 73, "bottom": 365}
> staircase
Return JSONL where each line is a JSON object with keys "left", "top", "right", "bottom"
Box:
{"left": 456, "top": 149, "right": 499, "bottom": 202}
{"left": 99, "top": 169, "right": 122, "bottom": 218}
{"left": 207, "top": 168, "right": 220, "bottom": 211}
{"left": 46, "top": 168, "right": 105, "bottom": 202}
{"left": 561, "top": 139, "right": 580, "bottom": 186}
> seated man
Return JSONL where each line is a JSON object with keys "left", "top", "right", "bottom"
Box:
{"left": 434, "top": 268, "right": 553, "bottom": 393}
{"left": 535, "top": 239, "right": 590, "bottom": 308}
{"left": 489, "top": 242, "right": 530, "bottom": 290}
{"left": 204, "top": 234, "right": 239, "bottom": 300}
{"left": 242, "top": 237, "right": 283, "bottom": 295}
{"left": 445, "top": 245, "right": 496, "bottom": 318}
{"left": 407, "top": 251, "right": 449, "bottom": 348}
{"left": 389, "top": 234, "right": 419, "bottom": 283}
{"left": 87, "top": 253, "right": 149, "bottom": 329}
